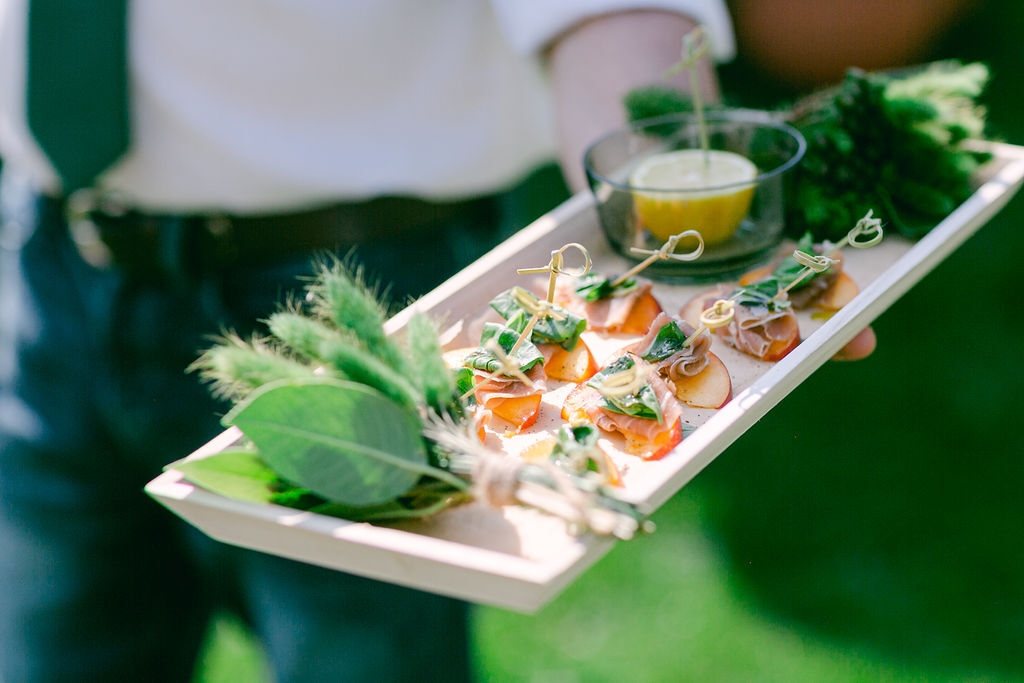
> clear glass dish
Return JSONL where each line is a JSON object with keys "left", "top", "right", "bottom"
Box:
{"left": 584, "top": 109, "right": 806, "bottom": 282}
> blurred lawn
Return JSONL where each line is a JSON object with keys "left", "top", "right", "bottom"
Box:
{"left": 194, "top": 2, "right": 1024, "bottom": 681}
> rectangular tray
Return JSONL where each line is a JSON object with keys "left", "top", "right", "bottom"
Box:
{"left": 147, "top": 142, "right": 1024, "bottom": 613}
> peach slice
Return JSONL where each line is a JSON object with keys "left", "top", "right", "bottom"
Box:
{"left": 737, "top": 263, "right": 774, "bottom": 286}
{"left": 624, "top": 418, "right": 683, "bottom": 461}
{"left": 672, "top": 351, "right": 732, "bottom": 409}
{"left": 759, "top": 316, "right": 802, "bottom": 362}
{"left": 814, "top": 270, "right": 859, "bottom": 310}
{"left": 542, "top": 340, "right": 598, "bottom": 383}
{"left": 616, "top": 290, "right": 664, "bottom": 335}
{"left": 487, "top": 393, "right": 542, "bottom": 431}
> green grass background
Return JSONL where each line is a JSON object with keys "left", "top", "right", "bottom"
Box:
{"left": 193, "top": 3, "right": 1024, "bottom": 681}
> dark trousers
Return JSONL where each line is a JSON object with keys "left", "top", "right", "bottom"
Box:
{"left": 0, "top": 165, "right": 567, "bottom": 681}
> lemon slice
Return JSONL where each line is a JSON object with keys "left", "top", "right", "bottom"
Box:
{"left": 630, "top": 149, "right": 758, "bottom": 246}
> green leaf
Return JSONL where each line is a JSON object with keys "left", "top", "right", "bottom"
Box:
{"left": 463, "top": 323, "right": 544, "bottom": 375}
{"left": 729, "top": 233, "right": 817, "bottom": 309}
{"left": 588, "top": 356, "right": 663, "bottom": 423}
{"left": 223, "top": 377, "right": 433, "bottom": 507}
{"left": 638, "top": 320, "right": 689, "bottom": 362}
{"left": 489, "top": 288, "right": 586, "bottom": 351}
{"left": 170, "top": 448, "right": 280, "bottom": 504}
{"left": 622, "top": 84, "right": 693, "bottom": 124}
{"left": 574, "top": 273, "right": 639, "bottom": 302}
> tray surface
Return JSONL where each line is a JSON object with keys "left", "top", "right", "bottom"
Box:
{"left": 146, "top": 142, "right": 1024, "bottom": 613}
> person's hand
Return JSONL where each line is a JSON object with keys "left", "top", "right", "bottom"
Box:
{"left": 833, "top": 326, "right": 876, "bottom": 361}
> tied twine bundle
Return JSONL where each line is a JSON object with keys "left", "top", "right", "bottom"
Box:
{"left": 471, "top": 447, "right": 645, "bottom": 540}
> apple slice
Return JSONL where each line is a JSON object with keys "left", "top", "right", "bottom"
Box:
{"left": 671, "top": 351, "right": 732, "bottom": 409}
{"left": 542, "top": 339, "right": 598, "bottom": 383}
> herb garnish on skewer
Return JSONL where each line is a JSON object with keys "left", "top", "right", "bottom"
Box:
{"left": 681, "top": 211, "right": 884, "bottom": 360}
{"left": 572, "top": 229, "right": 704, "bottom": 303}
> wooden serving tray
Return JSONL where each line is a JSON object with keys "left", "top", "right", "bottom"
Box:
{"left": 146, "top": 142, "right": 1024, "bottom": 613}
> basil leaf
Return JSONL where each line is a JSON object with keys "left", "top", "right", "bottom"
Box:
{"left": 602, "top": 385, "right": 662, "bottom": 423}
{"left": 488, "top": 288, "right": 525, "bottom": 322}
{"left": 489, "top": 288, "right": 586, "bottom": 351}
{"left": 587, "top": 356, "right": 663, "bottom": 423}
{"left": 463, "top": 323, "right": 544, "bottom": 375}
{"left": 453, "top": 366, "right": 476, "bottom": 401}
{"left": 550, "top": 423, "right": 603, "bottom": 475}
{"left": 731, "top": 233, "right": 825, "bottom": 308}
{"left": 574, "top": 273, "right": 639, "bottom": 302}
{"left": 639, "top": 320, "right": 688, "bottom": 362}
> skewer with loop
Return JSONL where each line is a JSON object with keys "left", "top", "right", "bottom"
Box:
{"left": 835, "top": 209, "right": 884, "bottom": 251}
{"left": 698, "top": 299, "right": 735, "bottom": 330}
{"left": 617, "top": 229, "right": 705, "bottom": 287}
{"left": 685, "top": 297, "right": 734, "bottom": 348}
{"left": 513, "top": 242, "right": 592, "bottom": 352}
{"left": 589, "top": 358, "right": 649, "bottom": 400}
{"left": 518, "top": 242, "right": 592, "bottom": 302}
{"left": 773, "top": 210, "right": 885, "bottom": 302}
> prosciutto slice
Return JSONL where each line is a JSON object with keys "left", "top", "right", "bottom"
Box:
{"left": 553, "top": 277, "right": 656, "bottom": 333}
{"left": 687, "top": 286, "right": 800, "bottom": 362}
{"left": 625, "top": 312, "right": 711, "bottom": 381}
{"left": 721, "top": 301, "right": 800, "bottom": 360}
{"left": 473, "top": 364, "right": 547, "bottom": 407}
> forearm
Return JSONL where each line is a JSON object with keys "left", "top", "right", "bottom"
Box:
{"left": 547, "top": 10, "right": 722, "bottom": 192}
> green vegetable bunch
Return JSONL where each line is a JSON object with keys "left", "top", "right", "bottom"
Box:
{"left": 786, "top": 61, "right": 990, "bottom": 240}
{"left": 184, "top": 256, "right": 471, "bottom": 521}
{"left": 176, "top": 257, "right": 648, "bottom": 538}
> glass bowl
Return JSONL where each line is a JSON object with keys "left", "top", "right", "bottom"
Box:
{"left": 583, "top": 109, "right": 806, "bottom": 282}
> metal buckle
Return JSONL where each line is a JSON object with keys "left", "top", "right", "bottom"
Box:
{"left": 64, "top": 188, "right": 129, "bottom": 269}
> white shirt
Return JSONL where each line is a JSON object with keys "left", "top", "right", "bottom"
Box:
{"left": 0, "top": 0, "right": 734, "bottom": 213}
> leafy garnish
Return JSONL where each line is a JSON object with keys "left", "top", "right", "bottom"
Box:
{"left": 462, "top": 323, "right": 544, "bottom": 375}
{"left": 550, "top": 423, "right": 603, "bottom": 476}
{"left": 574, "top": 273, "right": 640, "bottom": 302}
{"left": 224, "top": 377, "right": 465, "bottom": 507}
{"left": 729, "top": 233, "right": 823, "bottom": 307}
{"left": 638, "top": 320, "right": 690, "bottom": 362}
{"left": 185, "top": 257, "right": 653, "bottom": 537}
{"left": 489, "top": 287, "right": 586, "bottom": 350}
{"left": 786, "top": 62, "right": 990, "bottom": 240}
{"left": 168, "top": 448, "right": 281, "bottom": 505}
{"left": 588, "top": 356, "right": 663, "bottom": 423}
